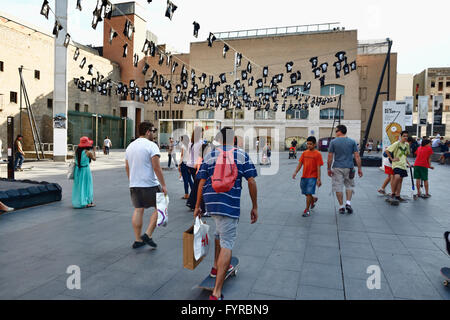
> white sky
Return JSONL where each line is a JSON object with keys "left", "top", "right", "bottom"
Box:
{"left": 1, "top": 0, "right": 449, "bottom": 74}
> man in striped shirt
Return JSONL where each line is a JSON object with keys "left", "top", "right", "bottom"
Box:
{"left": 194, "top": 127, "right": 258, "bottom": 300}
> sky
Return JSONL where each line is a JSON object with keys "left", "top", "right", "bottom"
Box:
{"left": 1, "top": 0, "right": 449, "bottom": 74}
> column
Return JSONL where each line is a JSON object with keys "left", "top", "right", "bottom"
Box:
{"left": 53, "top": 0, "right": 68, "bottom": 162}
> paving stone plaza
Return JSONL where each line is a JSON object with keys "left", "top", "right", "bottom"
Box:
{"left": 0, "top": 150, "right": 449, "bottom": 300}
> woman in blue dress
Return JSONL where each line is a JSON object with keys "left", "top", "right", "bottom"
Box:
{"left": 72, "top": 136, "right": 96, "bottom": 208}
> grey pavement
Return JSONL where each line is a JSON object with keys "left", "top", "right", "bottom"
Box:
{"left": 0, "top": 150, "right": 449, "bottom": 300}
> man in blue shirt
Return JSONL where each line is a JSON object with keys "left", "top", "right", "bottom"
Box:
{"left": 194, "top": 127, "right": 258, "bottom": 300}
{"left": 327, "top": 125, "right": 363, "bottom": 214}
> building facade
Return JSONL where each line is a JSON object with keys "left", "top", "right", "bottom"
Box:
{"left": 183, "top": 27, "right": 362, "bottom": 151}
{"left": 357, "top": 41, "right": 397, "bottom": 144}
{"left": 0, "top": 11, "right": 122, "bottom": 153}
{"left": 413, "top": 68, "right": 450, "bottom": 137}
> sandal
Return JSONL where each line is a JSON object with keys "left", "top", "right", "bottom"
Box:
{"left": 378, "top": 189, "right": 386, "bottom": 195}
{"left": 86, "top": 203, "right": 96, "bottom": 208}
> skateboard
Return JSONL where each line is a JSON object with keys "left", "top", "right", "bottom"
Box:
{"left": 440, "top": 267, "right": 450, "bottom": 287}
{"left": 198, "top": 257, "right": 239, "bottom": 291}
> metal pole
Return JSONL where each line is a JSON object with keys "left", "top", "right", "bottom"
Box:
{"left": 359, "top": 39, "right": 392, "bottom": 158}
{"left": 7, "top": 117, "right": 14, "bottom": 180}
{"left": 431, "top": 95, "right": 434, "bottom": 137}
{"left": 19, "top": 66, "right": 23, "bottom": 135}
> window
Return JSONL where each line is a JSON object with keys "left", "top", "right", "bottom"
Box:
{"left": 197, "top": 109, "right": 214, "bottom": 119}
{"left": 320, "top": 108, "right": 344, "bottom": 120}
{"left": 431, "top": 81, "right": 435, "bottom": 88}
{"left": 439, "top": 82, "right": 443, "bottom": 91}
{"left": 84, "top": 104, "right": 88, "bottom": 112}
{"left": 225, "top": 109, "right": 244, "bottom": 119}
{"left": 446, "top": 106, "right": 450, "bottom": 112}
{"left": 321, "top": 84, "right": 345, "bottom": 96}
{"left": 75, "top": 103, "right": 80, "bottom": 111}
{"left": 447, "top": 81, "right": 450, "bottom": 88}
{"left": 34, "top": 70, "right": 40, "bottom": 80}
{"left": 285, "top": 85, "right": 310, "bottom": 96}
{"left": 254, "top": 110, "right": 275, "bottom": 120}
{"left": 0, "top": 61, "right": 3, "bottom": 72}
{"left": 175, "top": 110, "right": 179, "bottom": 119}
{"left": 357, "top": 66, "right": 368, "bottom": 80}
{"left": 10, "top": 91, "right": 17, "bottom": 103}
{"left": 180, "top": 110, "right": 183, "bottom": 119}
{"left": 113, "top": 109, "right": 116, "bottom": 116}
{"left": 47, "top": 99, "right": 53, "bottom": 109}
{"left": 446, "top": 94, "right": 450, "bottom": 100}
{"left": 359, "top": 87, "right": 367, "bottom": 101}
{"left": 286, "top": 109, "right": 308, "bottom": 120}
{"left": 255, "top": 86, "right": 277, "bottom": 96}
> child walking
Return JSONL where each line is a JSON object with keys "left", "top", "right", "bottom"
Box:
{"left": 292, "top": 136, "right": 323, "bottom": 217}
{"left": 378, "top": 149, "right": 394, "bottom": 196}
{"left": 413, "top": 139, "right": 434, "bottom": 198}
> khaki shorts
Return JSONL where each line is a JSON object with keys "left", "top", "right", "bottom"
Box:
{"left": 332, "top": 168, "right": 355, "bottom": 193}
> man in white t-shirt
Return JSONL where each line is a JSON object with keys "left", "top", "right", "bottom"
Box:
{"left": 103, "top": 136, "right": 112, "bottom": 155}
{"left": 125, "top": 122, "right": 168, "bottom": 249}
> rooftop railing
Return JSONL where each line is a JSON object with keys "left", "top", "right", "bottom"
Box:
{"left": 213, "top": 23, "right": 342, "bottom": 40}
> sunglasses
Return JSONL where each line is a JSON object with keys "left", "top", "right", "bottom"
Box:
{"left": 150, "top": 128, "right": 158, "bottom": 133}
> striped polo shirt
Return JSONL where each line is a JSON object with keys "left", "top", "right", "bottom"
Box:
{"left": 196, "top": 145, "right": 257, "bottom": 219}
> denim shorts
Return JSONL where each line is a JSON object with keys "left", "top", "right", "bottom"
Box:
{"left": 212, "top": 215, "right": 239, "bottom": 250}
{"left": 300, "top": 178, "right": 317, "bottom": 195}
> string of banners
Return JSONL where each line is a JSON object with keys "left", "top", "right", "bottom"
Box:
{"left": 40, "top": 0, "right": 357, "bottom": 112}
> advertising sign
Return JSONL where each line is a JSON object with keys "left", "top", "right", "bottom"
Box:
{"left": 382, "top": 101, "right": 406, "bottom": 148}
{"left": 404, "top": 96, "right": 414, "bottom": 127}
{"left": 418, "top": 96, "right": 429, "bottom": 126}
{"left": 432, "top": 95, "right": 443, "bottom": 126}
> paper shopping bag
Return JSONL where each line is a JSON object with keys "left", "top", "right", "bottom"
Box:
{"left": 183, "top": 225, "right": 204, "bottom": 270}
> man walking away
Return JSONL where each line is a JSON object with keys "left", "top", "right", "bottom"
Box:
{"left": 168, "top": 137, "right": 178, "bottom": 169}
{"left": 125, "top": 122, "right": 168, "bottom": 249}
{"left": 194, "top": 127, "right": 258, "bottom": 300}
{"left": 14, "top": 135, "right": 25, "bottom": 171}
{"left": 327, "top": 125, "right": 363, "bottom": 214}
{"left": 103, "top": 136, "right": 112, "bottom": 155}
{"left": 385, "top": 131, "right": 411, "bottom": 205}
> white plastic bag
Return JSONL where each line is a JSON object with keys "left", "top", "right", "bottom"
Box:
{"left": 193, "top": 217, "right": 210, "bottom": 261}
{"left": 156, "top": 193, "right": 169, "bottom": 227}
{"left": 67, "top": 161, "right": 75, "bottom": 180}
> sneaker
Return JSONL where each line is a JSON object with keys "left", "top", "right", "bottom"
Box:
{"left": 339, "top": 208, "right": 346, "bottom": 214}
{"left": 132, "top": 241, "right": 145, "bottom": 249}
{"left": 302, "top": 209, "right": 311, "bottom": 217}
{"left": 444, "top": 231, "right": 450, "bottom": 256}
{"left": 210, "top": 265, "right": 234, "bottom": 278}
{"left": 345, "top": 204, "right": 353, "bottom": 214}
{"left": 141, "top": 233, "right": 157, "bottom": 248}
{"left": 209, "top": 294, "right": 224, "bottom": 300}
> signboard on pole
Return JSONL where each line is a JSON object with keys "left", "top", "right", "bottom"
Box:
{"left": 382, "top": 101, "right": 406, "bottom": 149}
{"left": 418, "top": 96, "right": 429, "bottom": 126}
{"left": 404, "top": 96, "right": 414, "bottom": 127}
{"left": 432, "top": 95, "right": 443, "bottom": 126}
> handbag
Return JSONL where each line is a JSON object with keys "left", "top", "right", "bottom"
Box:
{"left": 67, "top": 161, "right": 75, "bottom": 180}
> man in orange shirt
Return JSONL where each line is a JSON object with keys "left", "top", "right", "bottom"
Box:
{"left": 292, "top": 136, "right": 324, "bottom": 217}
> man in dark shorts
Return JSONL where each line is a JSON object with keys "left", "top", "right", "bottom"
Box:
{"left": 125, "top": 122, "right": 168, "bottom": 249}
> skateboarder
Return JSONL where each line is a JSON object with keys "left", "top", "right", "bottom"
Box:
{"left": 413, "top": 139, "right": 434, "bottom": 198}
{"left": 194, "top": 127, "right": 258, "bottom": 300}
{"left": 292, "top": 136, "right": 323, "bottom": 217}
{"left": 385, "top": 131, "right": 411, "bottom": 205}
